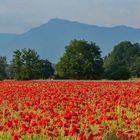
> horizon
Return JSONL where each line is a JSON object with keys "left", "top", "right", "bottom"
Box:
{"left": 0, "top": 18, "right": 140, "bottom": 35}
{"left": 0, "top": 0, "right": 139, "bottom": 33}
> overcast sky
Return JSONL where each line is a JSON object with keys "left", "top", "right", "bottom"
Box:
{"left": 0, "top": 0, "right": 139, "bottom": 33}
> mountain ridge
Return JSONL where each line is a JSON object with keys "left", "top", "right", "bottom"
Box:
{"left": 0, "top": 18, "right": 140, "bottom": 63}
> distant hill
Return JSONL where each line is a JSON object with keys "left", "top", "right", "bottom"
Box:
{"left": 0, "top": 18, "right": 140, "bottom": 63}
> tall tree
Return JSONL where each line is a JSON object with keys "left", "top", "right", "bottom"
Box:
{"left": 56, "top": 39, "right": 103, "bottom": 79}
{"left": 21, "top": 49, "right": 40, "bottom": 80}
{"left": 0, "top": 56, "right": 7, "bottom": 80}
{"left": 130, "top": 57, "right": 140, "bottom": 77}
{"left": 11, "top": 48, "right": 54, "bottom": 80}
{"left": 38, "top": 59, "right": 54, "bottom": 79}
{"left": 11, "top": 50, "right": 23, "bottom": 80}
{"left": 104, "top": 41, "right": 140, "bottom": 79}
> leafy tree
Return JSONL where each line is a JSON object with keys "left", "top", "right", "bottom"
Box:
{"left": 21, "top": 49, "right": 40, "bottom": 80}
{"left": 11, "top": 50, "right": 23, "bottom": 80}
{"left": 56, "top": 39, "right": 103, "bottom": 79}
{"left": 104, "top": 65, "right": 130, "bottom": 80}
{"left": 0, "top": 56, "right": 7, "bottom": 80}
{"left": 104, "top": 41, "right": 140, "bottom": 79}
{"left": 11, "top": 48, "right": 54, "bottom": 80}
{"left": 38, "top": 59, "right": 54, "bottom": 79}
{"left": 130, "top": 57, "right": 140, "bottom": 77}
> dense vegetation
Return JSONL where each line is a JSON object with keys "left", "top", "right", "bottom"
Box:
{"left": 103, "top": 41, "right": 140, "bottom": 80}
{"left": 0, "top": 56, "right": 7, "bottom": 80}
{"left": 56, "top": 40, "right": 103, "bottom": 80}
{"left": 10, "top": 49, "right": 54, "bottom": 80}
{"left": 0, "top": 40, "right": 140, "bottom": 80}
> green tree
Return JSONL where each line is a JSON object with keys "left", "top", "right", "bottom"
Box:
{"left": 38, "top": 59, "right": 54, "bottom": 79}
{"left": 130, "top": 57, "right": 140, "bottom": 77}
{"left": 11, "top": 50, "right": 23, "bottom": 80}
{"left": 104, "top": 41, "right": 140, "bottom": 80}
{"left": 11, "top": 48, "right": 54, "bottom": 80}
{"left": 56, "top": 39, "right": 103, "bottom": 79}
{"left": 0, "top": 56, "right": 7, "bottom": 80}
{"left": 21, "top": 49, "right": 40, "bottom": 80}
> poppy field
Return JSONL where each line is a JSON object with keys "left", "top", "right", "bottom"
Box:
{"left": 0, "top": 81, "right": 140, "bottom": 140}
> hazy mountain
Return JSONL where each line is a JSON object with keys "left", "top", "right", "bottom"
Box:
{"left": 0, "top": 18, "right": 140, "bottom": 63}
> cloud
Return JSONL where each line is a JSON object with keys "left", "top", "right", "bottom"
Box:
{"left": 0, "top": 0, "right": 139, "bottom": 33}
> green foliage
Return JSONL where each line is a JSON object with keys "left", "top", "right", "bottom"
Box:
{"left": 0, "top": 56, "right": 7, "bottom": 80}
{"left": 11, "top": 48, "right": 54, "bottom": 80}
{"left": 38, "top": 59, "right": 54, "bottom": 79}
{"left": 56, "top": 39, "right": 103, "bottom": 79}
{"left": 1, "top": 40, "right": 140, "bottom": 80}
{"left": 104, "top": 65, "right": 130, "bottom": 80}
{"left": 104, "top": 41, "right": 140, "bottom": 80}
{"left": 130, "top": 56, "right": 140, "bottom": 77}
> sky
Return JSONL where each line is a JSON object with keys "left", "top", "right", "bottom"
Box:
{"left": 0, "top": 0, "right": 139, "bottom": 33}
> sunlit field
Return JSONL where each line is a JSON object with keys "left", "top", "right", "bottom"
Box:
{"left": 0, "top": 81, "right": 140, "bottom": 140}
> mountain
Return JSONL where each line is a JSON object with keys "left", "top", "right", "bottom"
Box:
{"left": 0, "top": 18, "right": 140, "bottom": 63}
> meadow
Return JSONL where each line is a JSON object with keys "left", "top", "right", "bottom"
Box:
{"left": 0, "top": 80, "right": 139, "bottom": 140}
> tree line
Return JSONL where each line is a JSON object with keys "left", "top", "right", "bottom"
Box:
{"left": 0, "top": 40, "right": 140, "bottom": 80}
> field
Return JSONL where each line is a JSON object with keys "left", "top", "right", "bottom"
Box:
{"left": 0, "top": 81, "right": 139, "bottom": 140}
